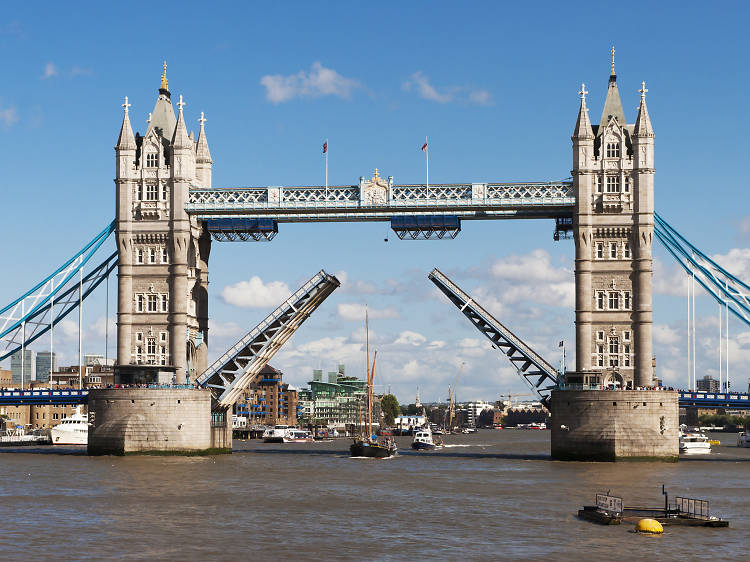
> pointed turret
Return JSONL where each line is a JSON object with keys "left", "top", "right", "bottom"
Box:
{"left": 599, "top": 47, "right": 626, "bottom": 126}
{"left": 171, "top": 94, "right": 192, "bottom": 149}
{"left": 572, "top": 84, "right": 594, "bottom": 139}
{"left": 195, "top": 112, "right": 213, "bottom": 188}
{"left": 116, "top": 96, "right": 136, "bottom": 150}
{"left": 196, "top": 112, "right": 212, "bottom": 163}
{"left": 633, "top": 81, "right": 654, "bottom": 137}
{"left": 147, "top": 61, "right": 177, "bottom": 140}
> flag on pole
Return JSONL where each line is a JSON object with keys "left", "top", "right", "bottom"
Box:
{"left": 421, "top": 140, "right": 428, "bottom": 152}
{"left": 323, "top": 140, "right": 328, "bottom": 154}
{"left": 558, "top": 340, "right": 564, "bottom": 347}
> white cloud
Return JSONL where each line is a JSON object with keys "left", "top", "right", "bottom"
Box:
{"left": 0, "top": 104, "right": 18, "bottom": 127}
{"left": 394, "top": 330, "right": 426, "bottom": 346}
{"left": 740, "top": 215, "right": 750, "bottom": 236}
{"left": 260, "top": 62, "right": 360, "bottom": 104}
{"left": 488, "top": 249, "right": 574, "bottom": 307}
{"left": 70, "top": 66, "right": 93, "bottom": 77}
{"left": 220, "top": 276, "right": 291, "bottom": 308}
{"left": 402, "top": 71, "right": 493, "bottom": 105}
{"left": 653, "top": 324, "right": 680, "bottom": 346}
{"left": 337, "top": 303, "right": 399, "bottom": 321}
{"left": 713, "top": 248, "right": 750, "bottom": 281}
{"left": 402, "top": 71, "right": 453, "bottom": 103}
{"left": 90, "top": 315, "right": 116, "bottom": 338}
{"left": 42, "top": 62, "right": 58, "bottom": 79}
{"left": 209, "top": 320, "right": 244, "bottom": 339}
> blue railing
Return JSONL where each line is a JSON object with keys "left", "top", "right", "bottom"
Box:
{"left": 0, "top": 389, "right": 89, "bottom": 406}
{"left": 678, "top": 391, "right": 750, "bottom": 408}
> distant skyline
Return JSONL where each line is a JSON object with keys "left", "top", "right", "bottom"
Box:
{"left": 1, "top": 2, "right": 749, "bottom": 402}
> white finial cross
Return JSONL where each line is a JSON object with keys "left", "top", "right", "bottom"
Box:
{"left": 147, "top": 112, "right": 152, "bottom": 124}
{"left": 578, "top": 83, "right": 588, "bottom": 101}
{"left": 177, "top": 94, "right": 185, "bottom": 113}
{"left": 639, "top": 81, "right": 648, "bottom": 100}
{"left": 122, "top": 96, "right": 131, "bottom": 114}
{"left": 198, "top": 111, "right": 206, "bottom": 127}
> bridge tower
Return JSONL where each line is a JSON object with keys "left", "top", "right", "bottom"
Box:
{"left": 571, "top": 53, "right": 654, "bottom": 389}
{"left": 114, "top": 64, "right": 212, "bottom": 384}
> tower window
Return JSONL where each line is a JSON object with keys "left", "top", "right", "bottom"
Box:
{"left": 162, "top": 184, "right": 168, "bottom": 200}
{"left": 136, "top": 332, "right": 143, "bottom": 343}
{"left": 160, "top": 332, "right": 167, "bottom": 342}
{"left": 146, "top": 153, "right": 158, "bottom": 168}
{"left": 147, "top": 339, "right": 156, "bottom": 355}
{"left": 597, "top": 292, "right": 605, "bottom": 310}
{"left": 146, "top": 184, "right": 158, "bottom": 201}
{"left": 597, "top": 330, "right": 605, "bottom": 341}
{"left": 624, "top": 344, "right": 631, "bottom": 367}
{"left": 609, "top": 243, "right": 618, "bottom": 259}
{"left": 147, "top": 294, "right": 158, "bottom": 312}
{"left": 160, "top": 294, "right": 169, "bottom": 312}
{"left": 608, "top": 292, "right": 620, "bottom": 310}
{"left": 624, "top": 291, "right": 631, "bottom": 310}
{"left": 597, "top": 345, "right": 604, "bottom": 367}
{"left": 161, "top": 247, "right": 168, "bottom": 263}
{"left": 623, "top": 242, "right": 631, "bottom": 259}
{"left": 606, "top": 143, "right": 620, "bottom": 158}
{"left": 596, "top": 242, "right": 604, "bottom": 259}
{"left": 136, "top": 249, "right": 144, "bottom": 264}
{"left": 136, "top": 295, "right": 144, "bottom": 313}
{"left": 596, "top": 176, "right": 603, "bottom": 194}
{"left": 149, "top": 247, "right": 156, "bottom": 263}
{"left": 624, "top": 175, "right": 631, "bottom": 193}
{"left": 606, "top": 176, "right": 620, "bottom": 193}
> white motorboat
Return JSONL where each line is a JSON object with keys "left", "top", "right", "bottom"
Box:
{"left": 412, "top": 427, "right": 443, "bottom": 451}
{"left": 262, "top": 425, "right": 290, "bottom": 443}
{"left": 283, "top": 429, "right": 314, "bottom": 443}
{"left": 737, "top": 430, "right": 750, "bottom": 448}
{"left": 50, "top": 407, "right": 88, "bottom": 445}
{"left": 679, "top": 429, "right": 711, "bottom": 454}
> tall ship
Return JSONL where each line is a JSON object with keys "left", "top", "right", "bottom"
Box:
{"left": 350, "top": 309, "right": 397, "bottom": 458}
{"left": 50, "top": 407, "right": 88, "bottom": 445}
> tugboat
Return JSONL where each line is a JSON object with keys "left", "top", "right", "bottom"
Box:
{"left": 350, "top": 309, "right": 397, "bottom": 459}
{"left": 411, "top": 427, "right": 443, "bottom": 451}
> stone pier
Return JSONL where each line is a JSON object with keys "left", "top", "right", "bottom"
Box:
{"left": 550, "top": 390, "right": 679, "bottom": 461}
{"left": 88, "top": 388, "right": 231, "bottom": 455}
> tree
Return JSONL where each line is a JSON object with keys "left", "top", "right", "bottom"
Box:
{"left": 380, "top": 394, "right": 400, "bottom": 426}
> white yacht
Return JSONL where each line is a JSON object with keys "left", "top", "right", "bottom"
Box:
{"left": 262, "top": 425, "right": 290, "bottom": 443}
{"left": 50, "top": 407, "right": 88, "bottom": 445}
{"left": 737, "top": 429, "right": 750, "bottom": 448}
{"left": 283, "top": 429, "right": 314, "bottom": 443}
{"left": 679, "top": 428, "right": 711, "bottom": 454}
{"left": 411, "top": 428, "right": 443, "bottom": 451}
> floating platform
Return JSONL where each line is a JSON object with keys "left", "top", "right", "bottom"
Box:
{"left": 578, "top": 506, "right": 621, "bottom": 525}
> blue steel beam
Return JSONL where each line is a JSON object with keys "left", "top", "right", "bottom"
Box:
{"left": 0, "top": 389, "right": 88, "bottom": 406}
{"left": 678, "top": 391, "right": 750, "bottom": 409}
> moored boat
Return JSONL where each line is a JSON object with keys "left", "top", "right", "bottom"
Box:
{"left": 737, "top": 429, "right": 750, "bottom": 448}
{"left": 283, "top": 429, "right": 314, "bottom": 443}
{"left": 50, "top": 407, "right": 88, "bottom": 445}
{"left": 262, "top": 425, "right": 290, "bottom": 443}
{"left": 350, "top": 437, "right": 397, "bottom": 458}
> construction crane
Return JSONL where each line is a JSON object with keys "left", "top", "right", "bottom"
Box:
{"left": 447, "top": 362, "right": 465, "bottom": 431}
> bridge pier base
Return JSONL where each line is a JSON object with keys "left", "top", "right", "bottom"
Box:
{"left": 87, "top": 388, "right": 232, "bottom": 455}
{"left": 550, "top": 390, "right": 678, "bottom": 461}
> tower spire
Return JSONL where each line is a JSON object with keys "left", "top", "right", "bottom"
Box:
{"left": 171, "top": 94, "right": 192, "bottom": 149}
{"left": 600, "top": 47, "right": 626, "bottom": 126}
{"left": 610, "top": 46, "right": 616, "bottom": 76}
{"left": 572, "top": 83, "right": 593, "bottom": 139}
{"left": 196, "top": 111, "right": 212, "bottom": 163}
{"left": 633, "top": 81, "right": 654, "bottom": 137}
{"left": 161, "top": 60, "right": 168, "bottom": 91}
{"left": 116, "top": 95, "right": 136, "bottom": 150}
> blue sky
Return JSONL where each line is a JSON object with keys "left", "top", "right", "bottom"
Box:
{"left": 1, "top": 1, "right": 749, "bottom": 402}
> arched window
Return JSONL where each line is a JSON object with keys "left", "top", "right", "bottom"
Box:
{"left": 606, "top": 143, "right": 620, "bottom": 158}
{"left": 146, "top": 153, "right": 158, "bottom": 167}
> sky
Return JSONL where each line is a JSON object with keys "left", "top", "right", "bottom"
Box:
{"left": 1, "top": 1, "right": 749, "bottom": 403}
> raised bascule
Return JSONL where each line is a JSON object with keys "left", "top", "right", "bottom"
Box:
{"left": 3, "top": 56, "right": 749, "bottom": 457}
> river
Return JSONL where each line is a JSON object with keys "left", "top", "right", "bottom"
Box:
{"left": 0, "top": 430, "right": 747, "bottom": 560}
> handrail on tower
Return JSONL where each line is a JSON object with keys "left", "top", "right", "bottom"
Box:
{"left": 195, "top": 269, "right": 340, "bottom": 410}
{"left": 428, "top": 268, "right": 559, "bottom": 408}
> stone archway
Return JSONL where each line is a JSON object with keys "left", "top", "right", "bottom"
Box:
{"left": 603, "top": 371, "right": 624, "bottom": 389}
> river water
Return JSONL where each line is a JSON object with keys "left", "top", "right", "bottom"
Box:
{"left": 1, "top": 430, "right": 748, "bottom": 560}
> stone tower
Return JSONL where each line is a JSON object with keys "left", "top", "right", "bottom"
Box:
{"left": 571, "top": 52, "right": 654, "bottom": 388}
{"left": 114, "top": 63, "right": 212, "bottom": 384}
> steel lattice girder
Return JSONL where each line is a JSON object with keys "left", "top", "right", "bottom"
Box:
{"left": 195, "top": 270, "right": 340, "bottom": 409}
{"left": 428, "top": 268, "right": 558, "bottom": 407}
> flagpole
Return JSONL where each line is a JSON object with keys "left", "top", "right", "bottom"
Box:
{"left": 324, "top": 138, "right": 328, "bottom": 199}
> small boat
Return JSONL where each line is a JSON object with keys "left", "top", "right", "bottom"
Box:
{"left": 283, "top": 429, "right": 314, "bottom": 443}
{"left": 350, "top": 437, "right": 397, "bottom": 458}
{"left": 679, "top": 428, "right": 711, "bottom": 454}
{"left": 737, "top": 429, "right": 750, "bottom": 448}
{"left": 411, "top": 428, "right": 443, "bottom": 451}
{"left": 50, "top": 407, "right": 88, "bottom": 445}
{"left": 350, "top": 308, "right": 397, "bottom": 459}
{"left": 262, "top": 425, "right": 290, "bottom": 443}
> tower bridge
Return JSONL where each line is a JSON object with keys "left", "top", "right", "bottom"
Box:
{"left": 3, "top": 57, "right": 748, "bottom": 457}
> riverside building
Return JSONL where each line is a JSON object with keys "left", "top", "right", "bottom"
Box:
{"left": 234, "top": 365, "right": 298, "bottom": 427}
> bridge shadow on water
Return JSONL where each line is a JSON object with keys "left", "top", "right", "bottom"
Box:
{"left": 240, "top": 448, "right": 552, "bottom": 461}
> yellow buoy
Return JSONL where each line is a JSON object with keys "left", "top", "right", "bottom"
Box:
{"left": 635, "top": 518, "right": 663, "bottom": 534}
